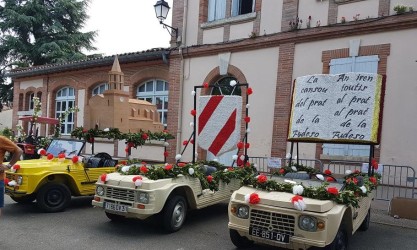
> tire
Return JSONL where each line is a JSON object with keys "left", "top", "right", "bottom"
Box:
{"left": 36, "top": 183, "right": 71, "bottom": 213}
{"left": 359, "top": 209, "right": 371, "bottom": 231}
{"left": 230, "top": 229, "right": 254, "bottom": 248}
{"left": 10, "top": 194, "right": 36, "bottom": 204}
{"left": 105, "top": 211, "right": 125, "bottom": 222}
{"left": 324, "top": 226, "right": 348, "bottom": 250}
{"left": 162, "top": 195, "right": 187, "bottom": 233}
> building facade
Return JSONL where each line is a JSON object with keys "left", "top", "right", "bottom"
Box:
{"left": 8, "top": 0, "right": 417, "bottom": 167}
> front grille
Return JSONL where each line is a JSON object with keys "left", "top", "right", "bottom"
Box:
{"left": 250, "top": 209, "right": 295, "bottom": 236}
{"left": 106, "top": 187, "right": 135, "bottom": 202}
{"left": 5, "top": 173, "right": 14, "bottom": 180}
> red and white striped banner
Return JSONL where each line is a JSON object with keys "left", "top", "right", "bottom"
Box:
{"left": 198, "top": 95, "right": 242, "bottom": 156}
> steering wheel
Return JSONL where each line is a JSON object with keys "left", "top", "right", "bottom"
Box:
{"left": 93, "top": 152, "right": 112, "bottom": 160}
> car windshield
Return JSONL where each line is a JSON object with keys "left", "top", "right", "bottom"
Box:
{"left": 270, "top": 175, "right": 345, "bottom": 191}
{"left": 46, "top": 139, "right": 85, "bottom": 157}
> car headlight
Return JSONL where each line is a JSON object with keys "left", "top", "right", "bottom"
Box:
{"left": 299, "top": 215, "right": 317, "bottom": 231}
{"left": 137, "top": 192, "right": 149, "bottom": 204}
{"left": 231, "top": 205, "right": 250, "bottom": 219}
{"left": 96, "top": 185, "right": 105, "bottom": 196}
{"left": 17, "top": 176, "right": 23, "bottom": 185}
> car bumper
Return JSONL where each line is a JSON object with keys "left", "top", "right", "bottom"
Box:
{"left": 92, "top": 198, "right": 156, "bottom": 220}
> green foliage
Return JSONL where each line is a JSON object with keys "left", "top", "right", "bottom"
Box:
{"left": 0, "top": 0, "right": 97, "bottom": 103}
{"left": 0, "top": 127, "right": 14, "bottom": 138}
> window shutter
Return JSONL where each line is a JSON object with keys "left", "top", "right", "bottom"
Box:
{"left": 323, "top": 56, "right": 379, "bottom": 157}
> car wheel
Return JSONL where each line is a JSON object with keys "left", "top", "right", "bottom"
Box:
{"left": 36, "top": 183, "right": 71, "bottom": 213}
{"left": 230, "top": 229, "right": 254, "bottom": 248}
{"left": 105, "top": 211, "right": 125, "bottom": 222}
{"left": 162, "top": 195, "right": 187, "bottom": 233}
{"left": 359, "top": 208, "right": 371, "bottom": 231}
{"left": 10, "top": 194, "right": 36, "bottom": 204}
{"left": 324, "top": 225, "right": 348, "bottom": 250}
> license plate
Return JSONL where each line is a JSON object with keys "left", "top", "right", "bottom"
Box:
{"left": 104, "top": 202, "right": 128, "bottom": 213}
{"left": 249, "top": 227, "right": 290, "bottom": 243}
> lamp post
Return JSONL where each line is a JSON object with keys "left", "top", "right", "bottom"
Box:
{"left": 154, "top": 0, "right": 178, "bottom": 39}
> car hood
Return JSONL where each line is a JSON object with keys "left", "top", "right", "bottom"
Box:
{"left": 7, "top": 158, "right": 75, "bottom": 173}
{"left": 102, "top": 172, "right": 185, "bottom": 190}
{"left": 233, "top": 186, "right": 336, "bottom": 213}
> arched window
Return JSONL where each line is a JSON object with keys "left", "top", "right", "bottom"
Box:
{"left": 55, "top": 87, "right": 75, "bottom": 135}
{"left": 136, "top": 79, "right": 169, "bottom": 126}
{"left": 92, "top": 83, "right": 109, "bottom": 96}
{"left": 28, "top": 92, "right": 35, "bottom": 110}
{"left": 210, "top": 76, "right": 241, "bottom": 96}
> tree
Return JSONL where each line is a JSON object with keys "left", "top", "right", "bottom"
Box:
{"left": 0, "top": 0, "right": 97, "bottom": 104}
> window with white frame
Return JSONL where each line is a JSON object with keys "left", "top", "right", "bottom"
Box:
{"left": 136, "top": 80, "right": 169, "bottom": 126}
{"left": 55, "top": 87, "right": 75, "bottom": 135}
{"left": 322, "top": 55, "right": 379, "bottom": 158}
{"left": 231, "top": 0, "right": 255, "bottom": 17}
{"left": 208, "top": 0, "right": 255, "bottom": 21}
{"left": 92, "top": 83, "right": 109, "bottom": 96}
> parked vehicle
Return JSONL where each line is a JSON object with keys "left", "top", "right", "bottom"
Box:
{"left": 5, "top": 138, "right": 120, "bottom": 212}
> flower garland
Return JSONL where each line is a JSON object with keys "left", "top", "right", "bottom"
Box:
{"left": 116, "top": 160, "right": 257, "bottom": 191}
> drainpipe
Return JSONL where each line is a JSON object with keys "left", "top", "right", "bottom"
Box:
{"left": 176, "top": 0, "right": 188, "bottom": 155}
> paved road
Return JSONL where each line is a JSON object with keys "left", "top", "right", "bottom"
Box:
{"left": 1, "top": 196, "right": 417, "bottom": 250}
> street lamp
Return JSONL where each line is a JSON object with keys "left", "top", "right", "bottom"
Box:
{"left": 154, "top": 0, "right": 178, "bottom": 39}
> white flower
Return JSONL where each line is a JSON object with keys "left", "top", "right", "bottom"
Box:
{"left": 293, "top": 199, "right": 306, "bottom": 211}
{"left": 78, "top": 156, "right": 84, "bottom": 163}
{"left": 232, "top": 155, "right": 238, "bottom": 160}
{"left": 246, "top": 103, "right": 250, "bottom": 109}
{"left": 293, "top": 155, "right": 298, "bottom": 160}
{"left": 359, "top": 186, "right": 367, "bottom": 194}
{"left": 345, "top": 170, "right": 352, "bottom": 175}
{"left": 134, "top": 179, "right": 143, "bottom": 187}
{"left": 284, "top": 179, "right": 296, "bottom": 185}
{"left": 291, "top": 166, "right": 297, "bottom": 172}
{"left": 103, "top": 128, "right": 110, "bottom": 132}
{"left": 190, "top": 122, "right": 194, "bottom": 127}
{"left": 285, "top": 153, "right": 291, "bottom": 159}
{"left": 164, "top": 142, "right": 169, "bottom": 147}
{"left": 292, "top": 185, "right": 304, "bottom": 195}
{"left": 213, "top": 158, "right": 218, "bottom": 162}
{"left": 224, "top": 168, "right": 228, "bottom": 172}
{"left": 121, "top": 166, "right": 131, "bottom": 173}
{"left": 246, "top": 128, "right": 251, "bottom": 133}
{"left": 175, "top": 154, "right": 182, "bottom": 161}
{"left": 191, "top": 90, "right": 196, "bottom": 96}
{"left": 239, "top": 155, "right": 246, "bottom": 161}
{"left": 316, "top": 174, "right": 324, "bottom": 181}
{"left": 8, "top": 180, "right": 17, "bottom": 187}
{"left": 230, "top": 80, "right": 237, "bottom": 86}
{"left": 11, "top": 168, "right": 17, "bottom": 173}
{"left": 188, "top": 168, "right": 195, "bottom": 175}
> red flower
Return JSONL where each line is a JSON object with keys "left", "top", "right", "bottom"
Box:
{"left": 71, "top": 156, "right": 79, "bottom": 164}
{"left": 352, "top": 178, "right": 358, "bottom": 185}
{"left": 249, "top": 193, "right": 260, "bottom": 204}
{"left": 39, "top": 149, "right": 47, "bottom": 156}
{"left": 257, "top": 174, "right": 268, "bottom": 183}
{"left": 227, "top": 167, "right": 234, "bottom": 171}
{"left": 165, "top": 164, "right": 173, "bottom": 171}
{"left": 132, "top": 176, "right": 143, "bottom": 182}
{"left": 47, "top": 154, "right": 54, "bottom": 160}
{"left": 244, "top": 116, "right": 251, "bottom": 123}
{"left": 327, "top": 187, "right": 339, "bottom": 195}
{"left": 82, "top": 129, "right": 87, "bottom": 133}
{"left": 245, "top": 162, "right": 251, "bottom": 167}
{"left": 207, "top": 175, "right": 213, "bottom": 183}
{"left": 371, "top": 159, "right": 378, "bottom": 170}
{"left": 203, "top": 82, "right": 209, "bottom": 88}
{"left": 141, "top": 133, "right": 148, "bottom": 140}
{"left": 177, "top": 162, "right": 186, "bottom": 168}
{"left": 140, "top": 165, "right": 148, "bottom": 173}
{"left": 89, "top": 138, "right": 94, "bottom": 143}
{"left": 4, "top": 178, "right": 10, "bottom": 186}
{"left": 237, "top": 141, "right": 244, "bottom": 149}
{"left": 324, "top": 169, "right": 332, "bottom": 175}
{"left": 121, "top": 161, "right": 128, "bottom": 165}
{"left": 164, "top": 151, "right": 169, "bottom": 157}
{"left": 326, "top": 177, "right": 334, "bottom": 182}
{"left": 190, "top": 109, "right": 196, "bottom": 116}
{"left": 369, "top": 176, "right": 377, "bottom": 185}
{"left": 125, "top": 147, "right": 129, "bottom": 153}
{"left": 279, "top": 168, "right": 285, "bottom": 174}
{"left": 354, "top": 170, "right": 360, "bottom": 174}
{"left": 100, "top": 173, "right": 107, "bottom": 182}
{"left": 247, "top": 87, "right": 253, "bottom": 95}
{"left": 190, "top": 139, "right": 194, "bottom": 144}
{"left": 291, "top": 195, "right": 303, "bottom": 204}
{"left": 58, "top": 153, "right": 65, "bottom": 159}
{"left": 245, "top": 143, "right": 250, "bottom": 149}
{"left": 182, "top": 140, "right": 188, "bottom": 146}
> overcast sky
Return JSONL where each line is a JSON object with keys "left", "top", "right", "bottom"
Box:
{"left": 83, "top": 0, "right": 173, "bottom": 56}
